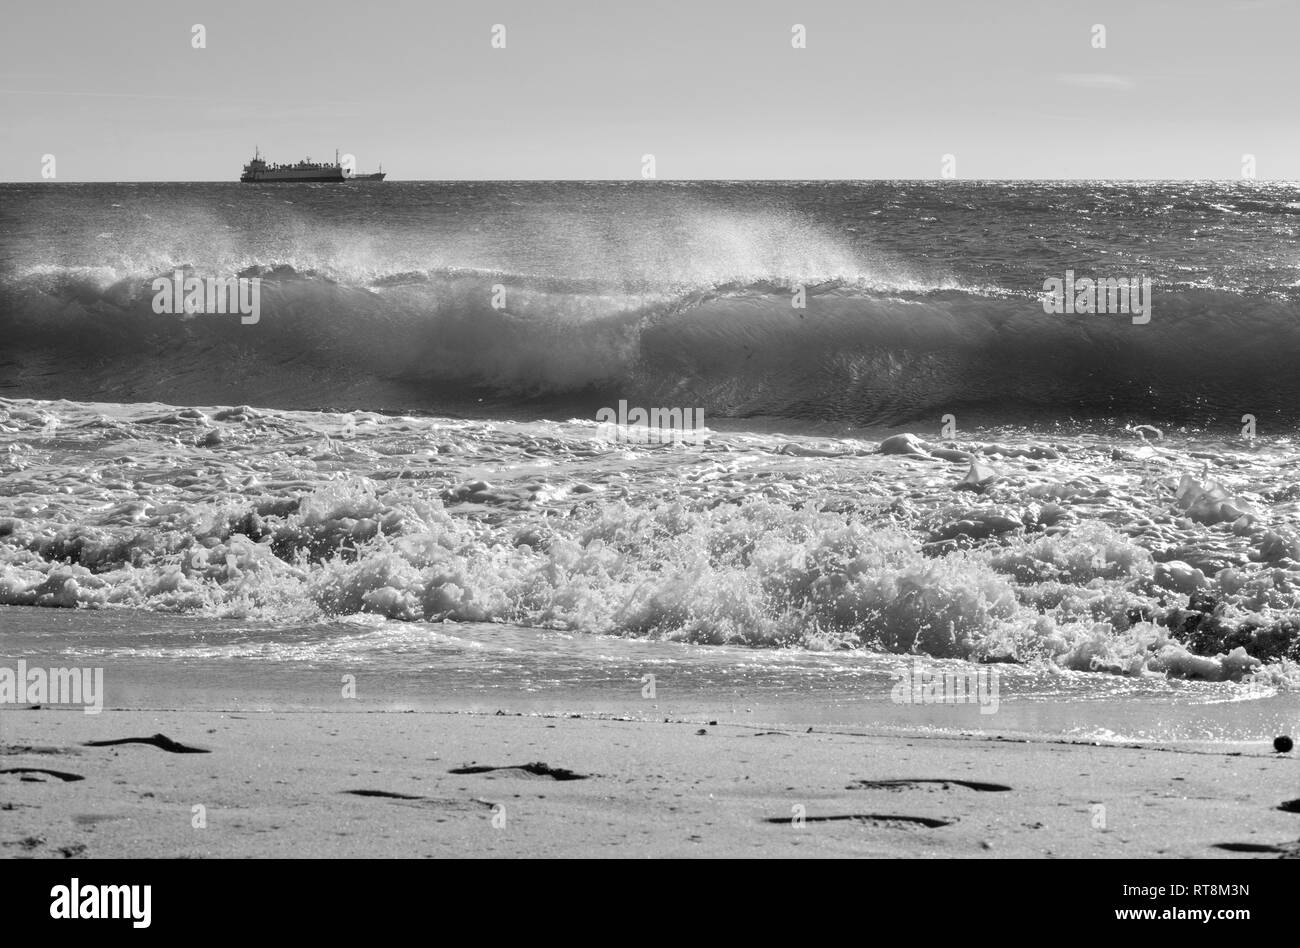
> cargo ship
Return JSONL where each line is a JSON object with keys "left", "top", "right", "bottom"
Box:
{"left": 239, "top": 148, "right": 386, "bottom": 183}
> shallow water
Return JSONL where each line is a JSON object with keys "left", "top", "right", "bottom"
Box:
{"left": 3, "top": 606, "right": 1295, "bottom": 746}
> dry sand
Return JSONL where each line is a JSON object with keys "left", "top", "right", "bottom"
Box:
{"left": 3, "top": 709, "right": 1298, "bottom": 858}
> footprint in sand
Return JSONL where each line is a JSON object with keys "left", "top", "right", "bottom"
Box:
{"left": 0, "top": 745, "right": 80, "bottom": 757}
{"left": 340, "top": 790, "right": 496, "bottom": 818}
{"left": 83, "top": 733, "right": 209, "bottom": 754}
{"left": 448, "top": 761, "right": 589, "bottom": 781}
{"left": 72, "top": 813, "right": 129, "bottom": 827}
{"left": 1212, "top": 842, "right": 1298, "bottom": 855}
{"left": 343, "top": 789, "right": 425, "bottom": 800}
{"left": 763, "top": 813, "right": 953, "bottom": 828}
{"left": 850, "top": 778, "right": 1012, "bottom": 792}
{"left": 762, "top": 778, "right": 1009, "bottom": 830}
{"left": 0, "top": 835, "right": 45, "bottom": 851}
{"left": 0, "top": 768, "right": 84, "bottom": 782}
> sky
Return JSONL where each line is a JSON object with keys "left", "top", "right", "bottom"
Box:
{"left": 1, "top": 0, "right": 1297, "bottom": 181}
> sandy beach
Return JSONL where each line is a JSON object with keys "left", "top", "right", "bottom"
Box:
{"left": 3, "top": 708, "right": 1296, "bottom": 858}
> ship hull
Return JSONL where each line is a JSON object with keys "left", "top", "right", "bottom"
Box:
{"left": 240, "top": 172, "right": 386, "bottom": 183}
{"left": 240, "top": 173, "right": 347, "bottom": 183}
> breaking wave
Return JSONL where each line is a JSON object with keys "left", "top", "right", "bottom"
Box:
{"left": 4, "top": 263, "right": 1299, "bottom": 425}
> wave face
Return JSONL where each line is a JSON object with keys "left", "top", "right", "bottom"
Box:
{"left": 3, "top": 180, "right": 1300, "bottom": 425}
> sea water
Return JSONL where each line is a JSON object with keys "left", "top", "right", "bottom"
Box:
{"left": 2, "top": 181, "right": 1298, "bottom": 743}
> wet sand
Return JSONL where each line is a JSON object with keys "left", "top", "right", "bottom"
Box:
{"left": 2, "top": 708, "right": 1297, "bottom": 858}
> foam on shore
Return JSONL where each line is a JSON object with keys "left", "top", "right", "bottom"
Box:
{"left": 2, "top": 400, "right": 1298, "bottom": 687}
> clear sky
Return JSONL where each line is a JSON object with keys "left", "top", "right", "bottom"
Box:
{"left": 2, "top": 0, "right": 1297, "bottom": 181}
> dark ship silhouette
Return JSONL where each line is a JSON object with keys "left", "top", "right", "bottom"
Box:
{"left": 240, "top": 148, "right": 385, "bottom": 182}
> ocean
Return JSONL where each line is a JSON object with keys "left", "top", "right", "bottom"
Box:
{"left": 2, "top": 181, "right": 1298, "bottom": 743}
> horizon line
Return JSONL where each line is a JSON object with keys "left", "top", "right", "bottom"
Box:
{"left": 4, "top": 177, "right": 1298, "bottom": 185}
